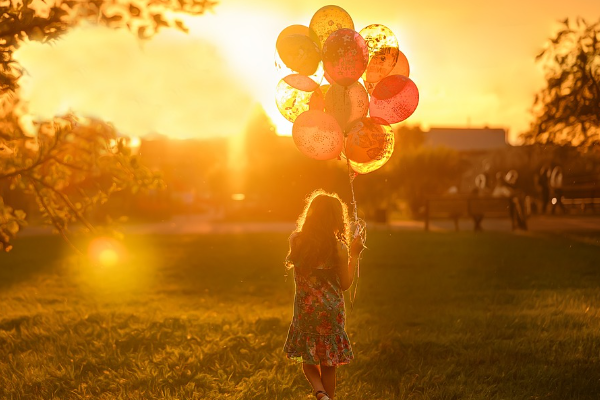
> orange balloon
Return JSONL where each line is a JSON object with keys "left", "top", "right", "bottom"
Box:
{"left": 292, "top": 110, "right": 344, "bottom": 160}
{"left": 309, "top": 5, "right": 354, "bottom": 49}
{"left": 276, "top": 25, "right": 310, "bottom": 49}
{"left": 276, "top": 33, "right": 321, "bottom": 76}
{"left": 275, "top": 77, "right": 314, "bottom": 123}
{"left": 345, "top": 117, "right": 395, "bottom": 174}
{"left": 324, "top": 82, "right": 369, "bottom": 131}
{"left": 359, "top": 24, "right": 400, "bottom": 83}
{"left": 275, "top": 50, "right": 324, "bottom": 88}
{"left": 387, "top": 49, "right": 410, "bottom": 77}
{"left": 361, "top": 79, "right": 377, "bottom": 95}
{"left": 309, "top": 84, "right": 330, "bottom": 111}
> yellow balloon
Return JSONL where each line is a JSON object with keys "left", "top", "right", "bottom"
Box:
{"left": 274, "top": 50, "right": 325, "bottom": 88}
{"left": 309, "top": 5, "right": 354, "bottom": 49}
{"left": 359, "top": 24, "right": 400, "bottom": 83}
{"left": 346, "top": 117, "right": 395, "bottom": 174}
{"left": 275, "top": 76, "right": 314, "bottom": 123}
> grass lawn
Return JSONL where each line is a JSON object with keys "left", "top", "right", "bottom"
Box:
{"left": 1, "top": 230, "right": 600, "bottom": 399}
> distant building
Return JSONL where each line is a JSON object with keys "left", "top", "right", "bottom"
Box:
{"left": 424, "top": 127, "right": 511, "bottom": 193}
{"left": 425, "top": 127, "right": 509, "bottom": 153}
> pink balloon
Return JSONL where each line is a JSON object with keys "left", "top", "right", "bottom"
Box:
{"left": 369, "top": 75, "right": 419, "bottom": 124}
{"left": 292, "top": 111, "right": 344, "bottom": 160}
{"left": 284, "top": 74, "right": 319, "bottom": 92}
{"left": 322, "top": 29, "right": 368, "bottom": 87}
{"left": 324, "top": 82, "right": 369, "bottom": 131}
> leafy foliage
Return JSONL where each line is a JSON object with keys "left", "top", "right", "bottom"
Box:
{"left": 526, "top": 17, "right": 600, "bottom": 147}
{"left": 0, "top": 0, "right": 216, "bottom": 92}
{"left": 0, "top": 0, "right": 216, "bottom": 250}
{"left": 0, "top": 109, "right": 163, "bottom": 251}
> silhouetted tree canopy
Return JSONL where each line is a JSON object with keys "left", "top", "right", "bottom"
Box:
{"left": 0, "top": 0, "right": 216, "bottom": 251}
{"left": 525, "top": 17, "right": 600, "bottom": 147}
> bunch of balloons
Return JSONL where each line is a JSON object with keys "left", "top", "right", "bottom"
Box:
{"left": 275, "top": 5, "right": 419, "bottom": 175}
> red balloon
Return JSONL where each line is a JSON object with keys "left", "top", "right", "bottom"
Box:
{"left": 292, "top": 111, "right": 343, "bottom": 160}
{"left": 324, "top": 82, "right": 369, "bottom": 131}
{"left": 322, "top": 29, "right": 368, "bottom": 86}
{"left": 369, "top": 75, "right": 419, "bottom": 124}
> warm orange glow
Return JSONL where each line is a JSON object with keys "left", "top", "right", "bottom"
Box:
{"left": 12, "top": 0, "right": 600, "bottom": 143}
{"left": 88, "top": 237, "right": 126, "bottom": 268}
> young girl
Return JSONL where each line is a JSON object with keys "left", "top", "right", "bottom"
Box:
{"left": 283, "top": 189, "right": 365, "bottom": 400}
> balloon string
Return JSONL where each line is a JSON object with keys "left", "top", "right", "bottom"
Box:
{"left": 342, "top": 106, "right": 365, "bottom": 311}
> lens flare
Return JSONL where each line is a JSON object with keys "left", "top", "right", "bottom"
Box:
{"left": 88, "top": 237, "right": 126, "bottom": 267}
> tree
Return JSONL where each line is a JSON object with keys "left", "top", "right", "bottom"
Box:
{"left": 0, "top": 0, "right": 216, "bottom": 251}
{"left": 525, "top": 17, "right": 600, "bottom": 147}
{"left": 395, "top": 147, "right": 466, "bottom": 217}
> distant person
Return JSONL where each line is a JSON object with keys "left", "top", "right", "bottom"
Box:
{"left": 550, "top": 165, "right": 567, "bottom": 214}
{"left": 283, "top": 189, "right": 365, "bottom": 400}
{"left": 492, "top": 172, "right": 527, "bottom": 230}
{"left": 492, "top": 172, "right": 512, "bottom": 198}
{"left": 539, "top": 166, "right": 551, "bottom": 214}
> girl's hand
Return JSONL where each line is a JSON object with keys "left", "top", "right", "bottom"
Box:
{"left": 350, "top": 233, "right": 365, "bottom": 257}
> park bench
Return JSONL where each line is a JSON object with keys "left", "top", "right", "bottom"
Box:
{"left": 425, "top": 196, "right": 524, "bottom": 231}
{"left": 558, "top": 175, "right": 600, "bottom": 212}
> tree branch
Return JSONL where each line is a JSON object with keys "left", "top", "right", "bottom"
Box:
{"left": 28, "top": 175, "right": 97, "bottom": 234}
{"left": 31, "top": 181, "right": 82, "bottom": 255}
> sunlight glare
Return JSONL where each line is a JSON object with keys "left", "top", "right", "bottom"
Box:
{"left": 88, "top": 237, "right": 125, "bottom": 268}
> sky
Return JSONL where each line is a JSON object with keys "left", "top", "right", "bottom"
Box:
{"left": 13, "top": 0, "right": 600, "bottom": 143}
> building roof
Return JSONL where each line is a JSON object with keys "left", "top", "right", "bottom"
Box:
{"left": 425, "top": 127, "right": 508, "bottom": 152}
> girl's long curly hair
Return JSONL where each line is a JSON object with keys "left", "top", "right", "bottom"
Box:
{"left": 285, "top": 189, "right": 351, "bottom": 273}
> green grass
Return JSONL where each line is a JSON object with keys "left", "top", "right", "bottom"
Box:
{"left": 1, "top": 230, "right": 600, "bottom": 399}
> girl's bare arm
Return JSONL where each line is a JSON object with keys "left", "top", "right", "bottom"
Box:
{"left": 338, "top": 235, "right": 364, "bottom": 291}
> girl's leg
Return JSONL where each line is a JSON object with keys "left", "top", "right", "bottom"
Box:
{"left": 302, "top": 363, "right": 326, "bottom": 395}
{"left": 320, "top": 364, "right": 336, "bottom": 399}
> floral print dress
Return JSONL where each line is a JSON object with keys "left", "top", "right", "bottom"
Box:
{"left": 284, "top": 242, "right": 354, "bottom": 366}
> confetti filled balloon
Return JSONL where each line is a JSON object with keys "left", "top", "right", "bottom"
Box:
{"left": 345, "top": 117, "right": 395, "bottom": 174}
{"left": 359, "top": 24, "right": 400, "bottom": 83}
{"left": 369, "top": 75, "right": 419, "bottom": 124}
{"left": 309, "top": 84, "right": 330, "bottom": 111}
{"left": 276, "top": 32, "right": 321, "bottom": 76}
{"left": 324, "top": 82, "right": 369, "bottom": 131}
{"left": 274, "top": 6, "right": 418, "bottom": 170}
{"left": 292, "top": 110, "right": 344, "bottom": 160}
{"left": 322, "top": 29, "right": 369, "bottom": 86}
{"left": 275, "top": 77, "right": 314, "bottom": 123}
{"left": 387, "top": 49, "right": 410, "bottom": 77}
{"left": 309, "top": 5, "right": 354, "bottom": 49}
